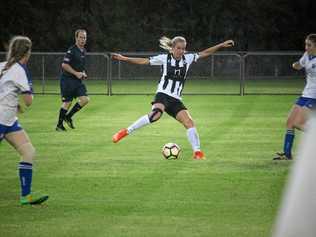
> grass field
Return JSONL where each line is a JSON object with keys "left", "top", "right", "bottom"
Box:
{"left": 32, "top": 77, "right": 305, "bottom": 95}
{"left": 0, "top": 91, "right": 301, "bottom": 236}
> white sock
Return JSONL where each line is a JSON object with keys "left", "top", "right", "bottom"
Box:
{"left": 127, "top": 115, "right": 150, "bottom": 134}
{"left": 187, "top": 127, "right": 200, "bottom": 152}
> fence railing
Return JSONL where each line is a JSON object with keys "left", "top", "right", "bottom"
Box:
{"left": 0, "top": 51, "right": 305, "bottom": 96}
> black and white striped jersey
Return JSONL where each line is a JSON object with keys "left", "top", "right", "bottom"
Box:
{"left": 149, "top": 53, "right": 199, "bottom": 100}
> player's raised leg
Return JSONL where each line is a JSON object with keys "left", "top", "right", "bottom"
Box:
{"left": 176, "top": 110, "right": 205, "bottom": 160}
{"left": 5, "top": 130, "right": 49, "bottom": 205}
{"left": 112, "top": 103, "right": 165, "bottom": 143}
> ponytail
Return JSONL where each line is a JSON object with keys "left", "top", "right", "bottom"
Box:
{"left": 159, "top": 36, "right": 186, "bottom": 52}
{"left": 0, "top": 36, "right": 32, "bottom": 79}
{"left": 159, "top": 36, "right": 173, "bottom": 52}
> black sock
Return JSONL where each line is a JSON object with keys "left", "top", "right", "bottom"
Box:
{"left": 66, "top": 103, "right": 82, "bottom": 119}
{"left": 57, "top": 108, "right": 68, "bottom": 125}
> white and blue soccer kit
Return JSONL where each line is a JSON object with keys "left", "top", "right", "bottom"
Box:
{"left": 296, "top": 52, "right": 316, "bottom": 109}
{"left": 0, "top": 62, "right": 32, "bottom": 141}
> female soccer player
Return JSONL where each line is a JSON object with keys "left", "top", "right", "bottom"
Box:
{"left": 0, "top": 36, "right": 48, "bottom": 205}
{"left": 274, "top": 34, "right": 316, "bottom": 160}
{"left": 112, "top": 36, "right": 234, "bottom": 159}
{"left": 55, "top": 29, "right": 89, "bottom": 131}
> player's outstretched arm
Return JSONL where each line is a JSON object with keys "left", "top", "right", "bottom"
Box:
{"left": 111, "top": 53, "right": 149, "bottom": 65}
{"left": 198, "top": 40, "right": 234, "bottom": 59}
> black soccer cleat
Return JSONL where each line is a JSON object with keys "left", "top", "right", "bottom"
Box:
{"left": 56, "top": 124, "right": 67, "bottom": 131}
{"left": 273, "top": 152, "right": 292, "bottom": 160}
{"left": 64, "top": 116, "right": 75, "bottom": 129}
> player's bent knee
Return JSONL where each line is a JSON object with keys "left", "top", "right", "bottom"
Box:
{"left": 149, "top": 108, "right": 163, "bottom": 123}
{"left": 80, "top": 97, "right": 89, "bottom": 106}
{"left": 16, "top": 142, "right": 36, "bottom": 163}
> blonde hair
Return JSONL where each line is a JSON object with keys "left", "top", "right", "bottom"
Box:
{"left": 307, "top": 34, "right": 316, "bottom": 45}
{"left": 159, "top": 36, "right": 186, "bottom": 52}
{"left": 75, "top": 29, "right": 87, "bottom": 38}
{"left": 0, "top": 36, "right": 32, "bottom": 79}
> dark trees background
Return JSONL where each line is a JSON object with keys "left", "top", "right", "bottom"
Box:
{"left": 0, "top": 0, "right": 315, "bottom": 52}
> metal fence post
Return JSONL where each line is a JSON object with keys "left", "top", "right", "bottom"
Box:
{"left": 41, "top": 55, "right": 45, "bottom": 94}
{"left": 211, "top": 54, "right": 214, "bottom": 78}
{"left": 107, "top": 53, "right": 112, "bottom": 96}
{"left": 118, "top": 60, "right": 121, "bottom": 80}
{"left": 239, "top": 52, "right": 246, "bottom": 96}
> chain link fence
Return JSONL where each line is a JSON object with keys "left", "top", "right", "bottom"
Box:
{"left": 111, "top": 52, "right": 242, "bottom": 95}
{"left": 0, "top": 51, "right": 305, "bottom": 96}
{"left": 243, "top": 52, "right": 304, "bottom": 95}
{"left": 0, "top": 52, "right": 110, "bottom": 95}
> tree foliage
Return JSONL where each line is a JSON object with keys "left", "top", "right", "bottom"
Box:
{"left": 0, "top": 0, "right": 315, "bottom": 51}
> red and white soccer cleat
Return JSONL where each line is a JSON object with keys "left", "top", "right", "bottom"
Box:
{"left": 112, "top": 128, "right": 128, "bottom": 143}
{"left": 193, "top": 150, "right": 206, "bottom": 160}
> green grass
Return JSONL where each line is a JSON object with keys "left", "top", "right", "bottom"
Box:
{"left": 31, "top": 77, "right": 304, "bottom": 95}
{"left": 0, "top": 92, "right": 300, "bottom": 237}
{"left": 245, "top": 78, "right": 305, "bottom": 94}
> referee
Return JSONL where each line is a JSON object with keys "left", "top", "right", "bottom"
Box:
{"left": 56, "top": 29, "right": 89, "bottom": 131}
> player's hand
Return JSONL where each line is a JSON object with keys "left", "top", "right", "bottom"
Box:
{"left": 111, "top": 53, "right": 127, "bottom": 61}
{"left": 75, "top": 72, "right": 86, "bottom": 80}
{"left": 221, "top": 40, "right": 234, "bottom": 48}
{"left": 17, "top": 95, "right": 29, "bottom": 113}
{"left": 82, "top": 71, "right": 88, "bottom": 80}
{"left": 292, "top": 62, "right": 303, "bottom": 70}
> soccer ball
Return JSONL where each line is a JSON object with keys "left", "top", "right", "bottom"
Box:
{"left": 162, "top": 143, "right": 181, "bottom": 159}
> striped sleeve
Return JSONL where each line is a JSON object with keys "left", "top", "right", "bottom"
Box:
{"left": 185, "top": 53, "right": 199, "bottom": 65}
{"left": 149, "top": 54, "right": 166, "bottom": 66}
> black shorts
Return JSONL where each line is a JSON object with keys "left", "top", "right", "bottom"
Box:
{"left": 60, "top": 78, "right": 87, "bottom": 102}
{"left": 151, "top": 92, "right": 187, "bottom": 118}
